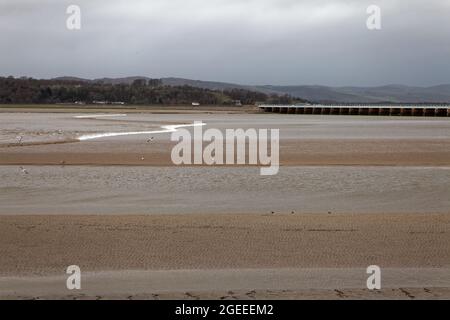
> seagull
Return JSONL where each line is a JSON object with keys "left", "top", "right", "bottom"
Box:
{"left": 19, "top": 166, "right": 29, "bottom": 174}
{"left": 17, "top": 136, "right": 23, "bottom": 144}
{"left": 147, "top": 137, "right": 154, "bottom": 143}
{"left": 141, "top": 156, "right": 145, "bottom": 161}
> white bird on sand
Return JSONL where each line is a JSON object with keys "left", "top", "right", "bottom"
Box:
{"left": 19, "top": 166, "right": 29, "bottom": 174}
{"left": 17, "top": 136, "right": 23, "bottom": 144}
{"left": 141, "top": 156, "right": 145, "bottom": 161}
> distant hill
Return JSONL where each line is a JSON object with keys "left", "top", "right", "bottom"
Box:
{"left": 162, "top": 79, "right": 450, "bottom": 103}
{"left": 50, "top": 76, "right": 450, "bottom": 103}
{"left": 3, "top": 76, "right": 298, "bottom": 105}
{"left": 52, "top": 76, "right": 150, "bottom": 85}
{"left": 161, "top": 77, "right": 257, "bottom": 91}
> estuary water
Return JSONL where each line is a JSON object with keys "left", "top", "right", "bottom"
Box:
{"left": 0, "top": 166, "right": 449, "bottom": 215}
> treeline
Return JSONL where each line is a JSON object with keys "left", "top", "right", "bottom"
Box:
{"left": 0, "top": 77, "right": 305, "bottom": 105}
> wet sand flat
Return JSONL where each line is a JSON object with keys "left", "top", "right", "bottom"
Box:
{"left": 1, "top": 109, "right": 449, "bottom": 299}
{"left": 1, "top": 139, "right": 450, "bottom": 166}
{"left": 1, "top": 112, "right": 450, "bottom": 166}
{"left": 0, "top": 213, "right": 449, "bottom": 276}
{"left": 1, "top": 166, "right": 449, "bottom": 215}
{"left": 0, "top": 213, "right": 449, "bottom": 299}
{"left": 2, "top": 269, "right": 449, "bottom": 300}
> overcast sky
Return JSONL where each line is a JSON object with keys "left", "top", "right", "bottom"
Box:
{"left": 1, "top": 0, "right": 449, "bottom": 86}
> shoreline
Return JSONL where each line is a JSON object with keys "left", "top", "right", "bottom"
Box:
{"left": 0, "top": 105, "right": 260, "bottom": 114}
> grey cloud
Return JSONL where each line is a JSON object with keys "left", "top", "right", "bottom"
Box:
{"left": 0, "top": 0, "right": 449, "bottom": 86}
